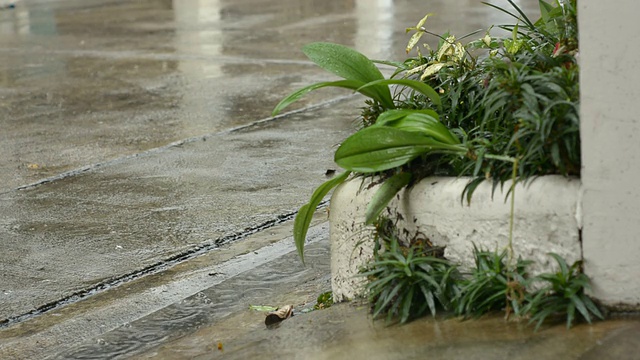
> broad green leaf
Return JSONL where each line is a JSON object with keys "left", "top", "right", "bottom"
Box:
{"left": 293, "top": 171, "right": 351, "bottom": 264}
{"left": 364, "top": 173, "right": 412, "bottom": 225}
{"left": 357, "top": 78, "right": 442, "bottom": 110}
{"left": 335, "top": 127, "right": 464, "bottom": 173}
{"left": 376, "top": 112, "right": 460, "bottom": 145}
{"left": 375, "top": 109, "right": 440, "bottom": 125}
{"left": 302, "top": 43, "right": 394, "bottom": 108}
{"left": 303, "top": 42, "right": 385, "bottom": 83}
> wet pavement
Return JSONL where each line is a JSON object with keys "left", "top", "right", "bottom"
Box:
{"left": 2, "top": 0, "right": 639, "bottom": 359}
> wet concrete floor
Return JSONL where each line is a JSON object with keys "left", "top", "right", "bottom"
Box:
{"left": 4, "top": 0, "right": 638, "bottom": 359}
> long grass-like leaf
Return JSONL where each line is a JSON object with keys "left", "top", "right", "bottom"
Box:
{"left": 365, "top": 172, "right": 412, "bottom": 224}
{"left": 293, "top": 171, "right": 350, "bottom": 263}
{"left": 272, "top": 79, "right": 382, "bottom": 116}
{"left": 358, "top": 79, "right": 442, "bottom": 110}
{"left": 400, "top": 286, "right": 415, "bottom": 323}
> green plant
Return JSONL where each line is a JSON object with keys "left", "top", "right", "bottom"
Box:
{"left": 400, "top": 0, "right": 580, "bottom": 200}
{"left": 525, "top": 253, "right": 603, "bottom": 331}
{"left": 272, "top": 42, "right": 441, "bottom": 117}
{"left": 455, "top": 245, "right": 531, "bottom": 319}
{"left": 360, "top": 220, "right": 460, "bottom": 323}
{"left": 276, "top": 0, "right": 580, "bottom": 263}
{"left": 314, "top": 291, "right": 333, "bottom": 310}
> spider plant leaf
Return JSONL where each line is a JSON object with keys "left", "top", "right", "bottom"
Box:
{"left": 506, "top": 0, "right": 535, "bottom": 29}
{"left": 400, "top": 286, "right": 415, "bottom": 323}
{"left": 567, "top": 302, "right": 576, "bottom": 328}
{"left": 548, "top": 252, "right": 570, "bottom": 277}
{"left": 420, "top": 284, "right": 437, "bottom": 317}
{"left": 570, "top": 294, "right": 591, "bottom": 324}
{"left": 293, "top": 171, "right": 350, "bottom": 264}
{"left": 365, "top": 172, "right": 412, "bottom": 225}
{"left": 583, "top": 296, "right": 604, "bottom": 320}
{"left": 415, "top": 271, "right": 441, "bottom": 290}
{"left": 357, "top": 79, "right": 441, "bottom": 110}
{"left": 377, "top": 282, "right": 404, "bottom": 316}
{"left": 462, "top": 177, "right": 485, "bottom": 206}
{"left": 335, "top": 127, "right": 465, "bottom": 173}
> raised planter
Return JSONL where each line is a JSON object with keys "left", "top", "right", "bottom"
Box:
{"left": 330, "top": 175, "right": 582, "bottom": 302}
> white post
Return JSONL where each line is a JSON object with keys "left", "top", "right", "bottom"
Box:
{"left": 580, "top": 1, "right": 640, "bottom": 308}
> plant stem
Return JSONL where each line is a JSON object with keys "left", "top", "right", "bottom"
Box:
{"left": 507, "top": 157, "right": 518, "bottom": 267}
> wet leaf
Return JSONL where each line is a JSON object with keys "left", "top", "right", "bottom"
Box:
{"left": 335, "top": 127, "right": 464, "bottom": 173}
{"left": 302, "top": 42, "right": 393, "bottom": 108}
{"left": 293, "top": 171, "right": 351, "bottom": 263}
{"left": 265, "top": 305, "right": 294, "bottom": 326}
{"left": 365, "top": 172, "right": 412, "bottom": 225}
{"left": 272, "top": 80, "right": 373, "bottom": 116}
{"left": 357, "top": 78, "right": 441, "bottom": 110}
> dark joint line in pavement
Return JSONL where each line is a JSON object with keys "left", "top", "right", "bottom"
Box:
{"left": 0, "top": 201, "right": 329, "bottom": 329}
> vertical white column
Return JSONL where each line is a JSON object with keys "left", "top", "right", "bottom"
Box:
{"left": 580, "top": 1, "right": 640, "bottom": 307}
{"left": 354, "top": 0, "right": 394, "bottom": 59}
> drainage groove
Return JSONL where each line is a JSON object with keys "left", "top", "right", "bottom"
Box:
{"left": 0, "top": 200, "right": 328, "bottom": 328}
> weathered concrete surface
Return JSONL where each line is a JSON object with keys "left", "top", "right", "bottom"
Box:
{"left": 0, "top": 100, "right": 356, "bottom": 321}
{"left": 4, "top": 218, "right": 639, "bottom": 360}
{"left": 137, "top": 304, "right": 640, "bottom": 360}
{"left": 0, "top": 217, "right": 331, "bottom": 359}
{"left": 330, "top": 176, "right": 582, "bottom": 301}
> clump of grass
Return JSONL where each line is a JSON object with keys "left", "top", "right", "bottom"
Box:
{"left": 360, "top": 219, "right": 460, "bottom": 324}
{"left": 455, "top": 245, "right": 531, "bottom": 319}
{"left": 361, "top": 220, "right": 603, "bottom": 329}
{"left": 525, "top": 253, "right": 604, "bottom": 330}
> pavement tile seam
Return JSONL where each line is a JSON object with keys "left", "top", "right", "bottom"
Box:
{"left": 0, "top": 47, "right": 316, "bottom": 66}
{"left": 0, "top": 202, "right": 333, "bottom": 328}
{"left": 0, "top": 223, "right": 330, "bottom": 359}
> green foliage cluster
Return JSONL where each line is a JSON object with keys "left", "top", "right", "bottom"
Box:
{"left": 524, "top": 253, "right": 603, "bottom": 331}
{"left": 455, "top": 246, "right": 531, "bottom": 319}
{"left": 272, "top": 0, "right": 580, "bottom": 261}
{"left": 362, "top": 223, "right": 603, "bottom": 329}
{"left": 360, "top": 219, "right": 460, "bottom": 324}
{"left": 400, "top": 0, "right": 580, "bottom": 190}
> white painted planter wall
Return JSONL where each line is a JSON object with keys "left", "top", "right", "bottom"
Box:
{"left": 330, "top": 175, "right": 582, "bottom": 302}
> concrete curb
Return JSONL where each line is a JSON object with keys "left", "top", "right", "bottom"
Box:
{"left": 330, "top": 175, "right": 582, "bottom": 302}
